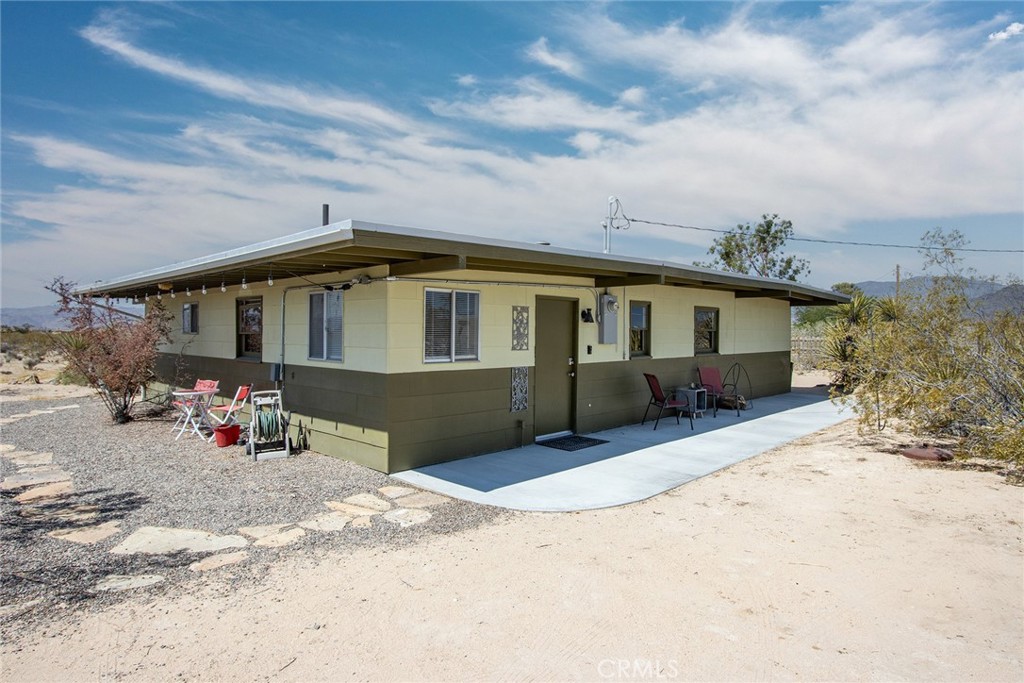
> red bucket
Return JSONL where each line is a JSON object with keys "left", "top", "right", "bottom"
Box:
{"left": 213, "top": 424, "right": 241, "bottom": 447}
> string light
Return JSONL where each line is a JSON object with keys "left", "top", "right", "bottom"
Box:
{"left": 241, "top": 276, "right": 248, "bottom": 290}
{"left": 202, "top": 284, "right": 207, "bottom": 295}
{"left": 170, "top": 289, "right": 176, "bottom": 299}
{"left": 145, "top": 293, "right": 149, "bottom": 302}
{"left": 186, "top": 287, "right": 191, "bottom": 297}
{"left": 220, "top": 282, "right": 227, "bottom": 293}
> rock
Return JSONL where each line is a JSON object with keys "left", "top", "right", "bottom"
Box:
{"left": 93, "top": 574, "right": 165, "bottom": 592}
{"left": 298, "top": 513, "right": 352, "bottom": 532}
{"left": 342, "top": 493, "right": 392, "bottom": 512}
{"left": 397, "top": 491, "right": 450, "bottom": 509}
{"left": 378, "top": 485, "right": 416, "bottom": 499}
{"left": 237, "top": 523, "right": 292, "bottom": 540}
{"left": 349, "top": 516, "right": 373, "bottom": 529}
{"left": 1, "top": 469, "right": 71, "bottom": 491}
{"left": 0, "top": 599, "right": 43, "bottom": 619}
{"left": 5, "top": 451, "right": 54, "bottom": 466}
{"left": 0, "top": 443, "right": 18, "bottom": 453}
{"left": 324, "top": 501, "right": 386, "bottom": 517}
{"left": 49, "top": 521, "right": 121, "bottom": 544}
{"left": 902, "top": 445, "right": 955, "bottom": 462}
{"left": 382, "top": 508, "right": 432, "bottom": 528}
{"left": 189, "top": 551, "right": 249, "bottom": 572}
{"left": 14, "top": 480, "right": 74, "bottom": 503}
{"left": 52, "top": 404, "right": 81, "bottom": 410}
{"left": 21, "top": 503, "right": 98, "bottom": 522}
{"left": 111, "top": 526, "right": 248, "bottom": 555}
{"left": 253, "top": 526, "right": 306, "bottom": 547}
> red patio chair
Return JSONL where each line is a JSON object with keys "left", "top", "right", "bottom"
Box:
{"left": 698, "top": 366, "right": 740, "bottom": 417}
{"left": 642, "top": 373, "right": 694, "bottom": 431}
{"left": 209, "top": 384, "right": 253, "bottom": 426}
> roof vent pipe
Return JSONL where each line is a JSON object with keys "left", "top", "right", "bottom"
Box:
{"left": 322, "top": 204, "right": 330, "bottom": 226}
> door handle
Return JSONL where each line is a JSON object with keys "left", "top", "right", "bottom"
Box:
{"left": 568, "top": 371, "right": 576, "bottom": 378}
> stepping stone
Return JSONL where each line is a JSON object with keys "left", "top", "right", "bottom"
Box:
{"left": 378, "top": 485, "right": 416, "bottom": 499}
{"left": 1, "top": 450, "right": 38, "bottom": 460}
{"left": 1, "top": 469, "right": 71, "bottom": 491}
{"left": 6, "top": 452, "right": 53, "bottom": 466}
{"left": 298, "top": 513, "right": 352, "bottom": 532}
{"left": 349, "top": 516, "right": 373, "bottom": 529}
{"left": 52, "top": 404, "right": 81, "bottom": 411}
{"left": 238, "top": 523, "right": 292, "bottom": 540}
{"left": 49, "top": 521, "right": 121, "bottom": 545}
{"left": 7, "top": 413, "right": 33, "bottom": 419}
{"left": 111, "top": 526, "right": 248, "bottom": 555}
{"left": 0, "top": 418, "right": 20, "bottom": 426}
{"left": 14, "top": 480, "right": 74, "bottom": 503}
{"left": 27, "top": 409, "right": 55, "bottom": 416}
{"left": 324, "top": 501, "right": 386, "bottom": 517}
{"left": 0, "top": 444, "right": 17, "bottom": 453}
{"left": 93, "top": 574, "right": 165, "bottom": 592}
{"left": 21, "top": 503, "right": 98, "bottom": 522}
{"left": 0, "top": 599, "right": 42, "bottom": 619}
{"left": 253, "top": 526, "right": 306, "bottom": 547}
{"left": 382, "top": 508, "right": 432, "bottom": 528}
{"left": 189, "top": 551, "right": 249, "bottom": 572}
{"left": 343, "top": 493, "right": 392, "bottom": 512}
{"left": 397, "top": 491, "right": 450, "bottom": 509}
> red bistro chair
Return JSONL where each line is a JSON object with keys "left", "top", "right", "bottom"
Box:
{"left": 642, "top": 373, "right": 694, "bottom": 430}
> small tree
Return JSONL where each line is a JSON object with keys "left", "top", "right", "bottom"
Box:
{"left": 696, "top": 213, "right": 810, "bottom": 281}
{"left": 47, "top": 278, "right": 172, "bottom": 423}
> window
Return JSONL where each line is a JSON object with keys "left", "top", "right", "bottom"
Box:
{"left": 309, "top": 290, "right": 343, "bottom": 361}
{"left": 237, "top": 297, "right": 263, "bottom": 359}
{"left": 630, "top": 301, "right": 651, "bottom": 357}
{"left": 182, "top": 303, "right": 199, "bottom": 334}
{"left": 424, "top": 289, "right": 479, "bottom": 362}
{"left": 695, "top": 307, "right": 719, "bottom": 354}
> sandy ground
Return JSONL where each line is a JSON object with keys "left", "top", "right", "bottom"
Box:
{"left": 0, "top": 357, "right": 94, "bottom": 403}
{"left": 2, "top": 371, "right": 1022, "bottom": 681}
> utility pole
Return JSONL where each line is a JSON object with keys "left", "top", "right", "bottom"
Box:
{"left": 602, "top": 196, "right": 627, "bottom": 254}
{"left": 895, "top": 264, "right": 901, "bottom": 298}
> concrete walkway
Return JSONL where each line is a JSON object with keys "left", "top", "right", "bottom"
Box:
{"left": 394, "top": 389, "right": 849, "bottom": 512}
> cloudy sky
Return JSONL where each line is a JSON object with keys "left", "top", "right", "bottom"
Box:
{"left": 2, "top": 2, "right": 1022, "bottom": 307}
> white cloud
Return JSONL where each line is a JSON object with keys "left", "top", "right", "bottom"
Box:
{"left": 456, "top": 74, "right": 479, "bottom": 87}
{"left": 989, "top": 22, "right": 1024, "bottom": 42}
{"left": 525, "top": 37, "right": 584, "bottom": 79}
{"left": 569, "top": 131, "right": 604, "bottom": 154}
{"left": 618, "top": 86, "right": 647, "bottom": 106}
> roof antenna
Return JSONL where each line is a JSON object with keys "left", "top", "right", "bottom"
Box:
{"left": 602, "top": 196, "right": 629, "bottom": 254}
{"left": 322, "top": 203, "right": 330, "bottom": 226}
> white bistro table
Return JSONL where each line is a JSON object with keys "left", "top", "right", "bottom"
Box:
{"left": 171, "top": 389, "right": 219, "bottom": 441}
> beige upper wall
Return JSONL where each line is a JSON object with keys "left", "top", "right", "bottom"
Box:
{"left": 159, "top": 268, "right": 791, "bottom": 374}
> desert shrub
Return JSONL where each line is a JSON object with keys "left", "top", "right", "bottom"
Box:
{"left": 824, "top": 230, "right": 1023, "bottom": 468}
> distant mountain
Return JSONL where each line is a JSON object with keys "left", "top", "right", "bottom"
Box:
{"left": 0, "top": 305, "right": 70, "bottom": 330}
{"left": 854, "top": 277, "right": 1004, "bottom": 300}
{"left": 1, "top": 303, "right": 146, "bottom": 330}
{"left": 973, "top": 284, "right": 1024, "bottom": 316}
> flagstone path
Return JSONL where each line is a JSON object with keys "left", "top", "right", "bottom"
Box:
{"left": 1, "top": 405, "right": 449, "bottom": 598}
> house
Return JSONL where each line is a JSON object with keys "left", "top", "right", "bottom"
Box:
{"left": 77, "top": 220, "right": 846, "bottom": 473}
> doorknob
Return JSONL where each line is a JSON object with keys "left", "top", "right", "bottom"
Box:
{"left": 568, "top": 357, "right": 575, "bottom": 366}
{"left": 568, "top": 371, "right": 576, "bottom": 378}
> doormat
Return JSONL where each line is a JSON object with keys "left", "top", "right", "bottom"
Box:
{"left": 539, "top": 436, "right": 609, "bottom": 452}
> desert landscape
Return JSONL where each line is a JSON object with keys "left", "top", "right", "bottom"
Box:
{"left": 1, "top": 371, "right": 1021, "bottom": 681}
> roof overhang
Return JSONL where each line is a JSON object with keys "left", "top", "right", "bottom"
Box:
{"left": 74, "top": 220, "right": 850, "bottom": 306}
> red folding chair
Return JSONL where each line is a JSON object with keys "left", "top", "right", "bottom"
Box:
{"left": 209, "top": 384, "right": 253, "bottom": 426}
{"left": 642, "top": 373, "right": 694, "bottom": 430}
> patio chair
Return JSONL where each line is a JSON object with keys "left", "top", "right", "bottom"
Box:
{"left": 171, "top": 379, "right": 220, "bottom": 432}
{"left": 698, "top": 366, "right": 740, "bottom": 417}
{"left": 642, "top": 373, "right": 694, "bottom": 431}
{"left": 208, "top": 384, "right": 252, "bottom": 427}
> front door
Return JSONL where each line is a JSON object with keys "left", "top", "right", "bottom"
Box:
{"left": 535, "top": 297, "right": 577, "bottom": 439}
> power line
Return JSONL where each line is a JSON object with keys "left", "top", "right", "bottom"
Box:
{"left": 620, "top": 214, "right": 1024, "bottom": 254}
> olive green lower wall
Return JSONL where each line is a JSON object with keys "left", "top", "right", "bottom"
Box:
{"left": 157, "top": 350, "right": 790, "bottom": 474}
{"left": 575, "top": 351, "right": 792, "bottom": 435}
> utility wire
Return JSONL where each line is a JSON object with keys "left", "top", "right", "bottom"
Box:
{"left": 621, "top": 214, "right": 1024, "bottom": 254}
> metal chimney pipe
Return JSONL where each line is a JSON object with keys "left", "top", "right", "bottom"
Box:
{"left": 322, "top": 204, "right": 329, "bottom": 226}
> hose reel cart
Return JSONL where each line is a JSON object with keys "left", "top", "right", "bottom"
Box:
{"left": 247, "top": 390, "right": 291, "bottom": 461}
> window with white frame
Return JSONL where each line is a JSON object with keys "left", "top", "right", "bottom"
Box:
{"left": 308, "top": 290, "right": 343, "bottom": 361}
{"left": 182, "top": 302, "right": 199, "bottom": 334}
{"left": 424, "top": 289, "right": 479, "bottom": 362}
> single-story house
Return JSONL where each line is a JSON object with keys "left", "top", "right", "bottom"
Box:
{"left": 78, "top": 220, "right": 846, "bottom": 473}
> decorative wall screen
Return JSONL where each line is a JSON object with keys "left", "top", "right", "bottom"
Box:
{"left": 511, "top": 367, "right": 528, "bottom": 412}
{"left": 512, "top": 305, "right": 529, "bottom": 350}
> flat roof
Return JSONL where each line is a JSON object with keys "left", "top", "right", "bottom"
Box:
{"left": 76, "top": 219, "right": 848, "bottom": 305}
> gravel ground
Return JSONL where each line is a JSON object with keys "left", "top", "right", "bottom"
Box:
{"left": 0, "top": 396, "right": 509, "bottom": 634}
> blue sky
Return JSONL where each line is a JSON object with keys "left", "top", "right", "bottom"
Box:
{"left": 2, "top": 1, "right": 1022, "bottom": 307}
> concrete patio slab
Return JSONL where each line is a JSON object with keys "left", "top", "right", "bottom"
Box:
{"left": 394, "top": 389, "right": 848, "bottom": 512}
